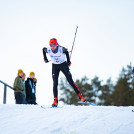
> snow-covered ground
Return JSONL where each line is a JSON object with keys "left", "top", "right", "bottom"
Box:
{"left": 0, "top": 105, "right": 134, "bottom": 134}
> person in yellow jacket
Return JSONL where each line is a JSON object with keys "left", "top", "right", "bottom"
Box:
{"left": 13, "top": 69, "right": 27, "bottom": 104}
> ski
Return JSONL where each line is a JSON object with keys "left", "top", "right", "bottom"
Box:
{"left": 78, "top": 101, "right": 97, "bottom": 106}
{"left": 40, "top": 105, "right": 63, "bottom": 109}
{"left": 51, "top": 106, "right": 58, "bottom": 108}
{"left": 41, "top": 105, "right": 46, "bottom": 109}
{"left": 51, "top": 105, "right": 63, "bottom": 108}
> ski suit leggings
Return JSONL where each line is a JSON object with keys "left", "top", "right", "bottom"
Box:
{"left": 52, "top": 62, "right": 80, "bottom": 98}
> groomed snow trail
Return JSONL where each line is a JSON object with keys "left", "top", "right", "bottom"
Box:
{"left": 0, "top": 105, "right": 134, "bottom": 134}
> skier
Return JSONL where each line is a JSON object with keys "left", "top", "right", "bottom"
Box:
{"left": 25, "top": 72, "right": 37, "bottom": 105}
{"left": 42, "top": 38, "right": 86, "bottom": 107}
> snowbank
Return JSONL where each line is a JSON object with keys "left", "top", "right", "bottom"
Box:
{"left": 0, "top": 105, "right": 134, "bottom": 134}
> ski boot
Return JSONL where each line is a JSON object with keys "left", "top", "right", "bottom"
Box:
{"left": 78, "top": 93, "right": 86, "bottom": 102}
{"left": 52, "top": 97, "right": 58, "bottom": 107}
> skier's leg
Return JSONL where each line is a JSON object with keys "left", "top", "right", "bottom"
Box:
{"left": 61, "top": 62, "right": 86, "bottom": 102}
{"left": 52, "top": 64, "right": 60, "bottom": 106}
{"left": 61, "top": 62, "right": 80, "bottom": 94}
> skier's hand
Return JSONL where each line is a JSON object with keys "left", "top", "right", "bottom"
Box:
{"left": 68, "top": 62, "right": 71, "bottom": 67}
{"left": 44, "top": 60, "right": 49, "bottom": 63}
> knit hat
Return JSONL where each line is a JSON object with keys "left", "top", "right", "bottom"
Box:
{"left": 30, "top": 72, "right": 35, "bottom": 76}
{"left": 49, "top": 38, "right": 58, "bottom": 45}
{"left": 33, "top": 78, "right": 37, "bottom": 82}
{"left": 18, "top": 69, "right": 23, "bottom": 74}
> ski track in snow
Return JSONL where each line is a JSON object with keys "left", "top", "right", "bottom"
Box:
{"left": 0, "top": 105, "right": 134, "bottom": 134}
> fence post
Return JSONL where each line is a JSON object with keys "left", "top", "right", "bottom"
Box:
{"left": 3, "top": 85, "right": 7, "bottom": 104}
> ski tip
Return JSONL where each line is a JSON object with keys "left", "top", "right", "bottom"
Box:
{"left": 41, "top": 106, "right": 46, "bottom": 109}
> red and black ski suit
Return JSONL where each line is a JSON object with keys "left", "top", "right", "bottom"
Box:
{"left": 42, "top": 46, "right": 80, "bottom": 98}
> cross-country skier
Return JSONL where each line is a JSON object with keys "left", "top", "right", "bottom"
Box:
{"left": 42, "top": 38, "right": 86, "bottom": 107}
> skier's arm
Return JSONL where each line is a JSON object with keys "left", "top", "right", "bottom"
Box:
{"left": 63, "top": 47, "right": 71, "bottom": 65}
{"left": 42, "top": 47, "right": 49, "bottom": 63}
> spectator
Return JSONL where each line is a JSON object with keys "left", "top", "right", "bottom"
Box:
{"left": 25, "top": 72, "right": 37, "bottom": 105}
{"left": 13, "top": 69, "right": 27, "bottom": 104}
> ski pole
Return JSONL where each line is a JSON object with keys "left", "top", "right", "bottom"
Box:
{"left": 48, "top": 26, "right": 78, "bottom": 62}
{"left": 70, "top": 26, "right": 78, "bottom": 60}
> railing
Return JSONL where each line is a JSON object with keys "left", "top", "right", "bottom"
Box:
{"left": 0, "top": 80, "right": 14, "bottom": 104}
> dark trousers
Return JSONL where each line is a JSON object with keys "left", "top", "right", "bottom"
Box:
{"left": 14, "top": 92, "right": 28, "bottom": 104}
{"left": 52, "top": 62, "right": 80, "bottom": 98}
{"left": 26, "top": 97, "right": 37, "bottom": 105}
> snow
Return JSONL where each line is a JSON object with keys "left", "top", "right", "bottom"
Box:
{"left": 0, "top": 105, "right": 134, "bottom": 134}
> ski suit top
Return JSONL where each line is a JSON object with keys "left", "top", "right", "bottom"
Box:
{"left": 42, "top": 46, "right": 70, "bottom": 65}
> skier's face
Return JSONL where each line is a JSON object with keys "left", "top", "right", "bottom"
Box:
{"left": 50, "top": 44, "right": 57, "bottom": 50}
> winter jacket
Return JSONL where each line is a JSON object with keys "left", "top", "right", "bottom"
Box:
{"left": 22, "top": 80, "right": 26, "bottom": 99}
{"left": 25, "top": 78, "right": 36, "bottom": 102}
{"left": 13, "top": 76, "right": 25, "bottom": 97}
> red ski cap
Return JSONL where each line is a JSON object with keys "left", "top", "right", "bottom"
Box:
{"left": 49, "top": 38, "right": 58, "bottom": 45}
